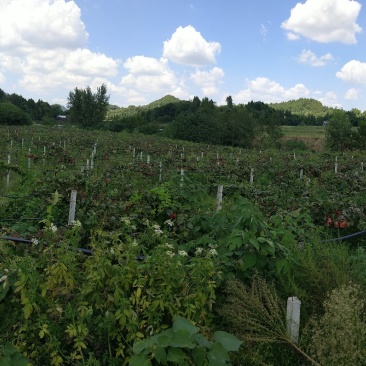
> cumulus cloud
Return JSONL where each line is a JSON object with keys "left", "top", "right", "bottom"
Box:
{"left": 0, "top": 0, "right": 120, "bottom": 97}
{"left": 190, "top": 67, "right": 224, "bottom": 96}
{"left": 336, "top": 60, "right": 366, "bottom": 84}
{"left": 345, "top": 88, "right": 360, "bottom": 100}
{"left": 0, "top": 72, "right": 5, "bottom": 84}
{"left": 0, "top": 0, "right": 88, "bottom": 53}
{"left": 233, "top": 77, "right": 310, "bottom": 104}
{"left": 282, "top": 0, "right": 362, "bottom": 44}
{"left": 318, "top": 91, "right": 340, "bottom": 108}
{"left": 297, "top": 49, "right": 334, "bottom": 67}
{"left": 163, "top": 25, "right": 221, "bottom": 66}
{"left": 121, "top": 56, "right": 185, "bottom": 97}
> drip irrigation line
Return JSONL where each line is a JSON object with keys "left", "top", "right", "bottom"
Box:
{"left": 1, "top": 235, "right": 93, "bottom": 255}
{"left": 0, "top": 218, "right": 68, "bottom": 228}
{"left": 320, "top": 230, "right": 366, "bottom": 243}
{"left": 0, "top": 235, "right": 146, "bottom": 259}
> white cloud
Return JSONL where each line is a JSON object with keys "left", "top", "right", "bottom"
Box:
{"left": 0, "top": 0, "right": 119, "bottom": 96}
{"left": 64, "top": 49, "right": 119, "bottom": 77}
{"left": 0, "top": 0, "right": 88, "bottom": 53}
{"left": 0, "top": 72, "right": 6, "bottom": 84}
{"left": 318, "top": 91, "right": 340, "bottom": 108}
{"left": 345, "top": 88, "right": 360, "bottom": 100}
{"left": 121, "top": 56, "right": 179, "bottom": 94}
{"left": 282, "top": 0, "right": 362, "bottom": 44}
{"left": 190, "top": 67, "right": 224, "bottom": 96}
{"left": 163, "top": 25, "right": 221, "bottom": 66}
{"left": 336, "top": 60, "right": 366, "bottom": 84}
{"left": 297, "top": 49, "right": 334, "bottom": 67}
{"left": 233, "top": 77, "right": 310, "bottom": 104}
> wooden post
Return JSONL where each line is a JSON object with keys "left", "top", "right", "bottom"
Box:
{"left": 147, "top": 155, "right": 150, "bottom": 164}
{"left": 68, "top": 190, "right": 77, "bottom": 225}
{"left": 300, "top": 169, "right": 304, "bottom": 179}
{"left": 217, "top": 185, "right": 223, "bottom": 211}
{"left": 250, "top": 168, "right": 254, "bottom": 184}
{"left": 286, "top": 297, "right": 301, "bottom": 344}
{"left": 335, "top": 162, "right": 338, "bottom": 174}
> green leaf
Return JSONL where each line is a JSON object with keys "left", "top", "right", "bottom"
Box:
{"left": 0, "top": 356, "right": 11, "bottom": 366}
{"left": 173, "top": 316, "right": 199, "bottom": 335}
{"left": 192, "top": 347, "right": 207, "bottom": 365}
{"left": 207, "top": 343, "right": 230, "bottom": 366}
{"left": 129, "top": 354, "right": 152, "bottom": 366}
{"left": 166, "top": 347, "right": 187, "bottom": 363}
{"left": 213, "top": 331, "right": 242, "bottom": 352}
{"left": 154, "top": 346, "right": 167, "bottom": 365}
{"left": 133, "top": 337, "right": 156, "bottom": 355}
{"left": 193, "top": 333, "right": 212, "bottom": 349}
{"left": 242, "top": 252, "right": 257, "bottom": 270}
{"left": 170, "top": 330, "right": 196, "bottom": 349}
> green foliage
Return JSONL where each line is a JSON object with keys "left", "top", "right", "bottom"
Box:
{"left": 0, "top": 102, "right": 32, "bottom": 125}
{"left": 67, "top": 84, "right": 109, "bottom": 127}
{"left": 325, "top": 110, "right": 352, "bottom": 150}
{"left": 0, "top": 343, "right": 29, "bottom": 366}
{"left": 129, "top": 315, "right": 242, "bottom": 365}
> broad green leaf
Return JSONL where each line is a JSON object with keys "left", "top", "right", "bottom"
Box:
{"left": 154, "top": 346, "right": 167, "bottom": 365}
{"left": 193, "top": 333, "right": 213, "bottom": 349}
{"left": 192, "top": 347, "right": 207, "bottom": 365}
{"left": 166, "top": 347, "right": 187, "bottom": 363}
{"left": 172, "top": 316, "right": 199, "bottom": 335}
{"left": 213, "top": 331, "right": 243, "bottom": 352}
{"left": 133, "top": 337, "right": 155, "bottom": 354}
{"left": 242, "top": 252, "right": 257, "bottom": 270}
{"left": 207, "top": 343, "right": 230, "bottom": 366}
{"left": 129, "top": 354, "right": 152, "bottom": 366}
{"left": 170, "top": 330, "right": 195, "bottom": 349}
{"left": 0, "top": 356, "right": 11, "bottom": 366}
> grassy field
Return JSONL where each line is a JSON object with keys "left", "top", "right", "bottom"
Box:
{"left": 282, "top": 125, "right": 326, "bottom": 138}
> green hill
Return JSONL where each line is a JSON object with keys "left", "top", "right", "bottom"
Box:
{"left": 106, "top": 95, "right": 182, "bottom": 120}
{"left": 269, "top": 98, "right": 334, "bottom": 117}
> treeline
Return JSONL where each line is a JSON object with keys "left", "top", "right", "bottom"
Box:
{"left": 0, "top": 88, "right": 64, "bottom": 125}
{"left": 105, "top": 97, "right": 284, "bottom": 148}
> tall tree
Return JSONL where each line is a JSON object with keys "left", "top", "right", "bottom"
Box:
{"left": 325, "top": 110, "right": 352, "bottom": 151}
{"left": 67, "top": 84, "right": 109, "bottom": 127}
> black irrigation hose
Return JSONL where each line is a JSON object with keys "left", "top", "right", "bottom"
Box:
{"left": 320, "top": 230, "right": 366, "bottom": 243}
{"left": 0, "top": 218, "right": 68, "bottom": 228}
{"left": 1, "top": 235, "right": 93, "bottom": 255}
{"left": 0, "top": 235, "right": 146, "bottom": 259}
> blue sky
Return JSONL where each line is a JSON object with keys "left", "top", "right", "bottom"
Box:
{"left": 0, "top": 0, "right": 365, "bottom": 111}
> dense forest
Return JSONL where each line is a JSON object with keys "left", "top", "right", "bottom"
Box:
{"left": 0, "top": 88, "right": 64, "bottom": 125}
{"left": 1, "top": 86, "right": 366, "bottom": 149}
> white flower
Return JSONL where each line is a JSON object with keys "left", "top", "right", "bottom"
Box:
{"left": 208, "top": 249, "right": 218, "bottom": 257}
{"left": 131, "top": 240, "right": 138, "bottom": 247}
{"left": 178, "top": 250, "right": 188, "bottom": 257}
{"left": 110, "top": 248, "right": 115, "bottom": 255}
{"left": 121, "top": 217, "right": 131, "bottom": 225}
{"left": 48, "top": 223, "right": 57, "bottom": 232}
{"left": 164, "top": 243, "right": 174, "bottom": 250}
{"left": 166, "top": 251, "right": 175, "bottom": 257}
{"left": 195, "top": 247, "right": 203, "bottom": 256}
{"left": 164, "top": 219, "right": 174, "bottom": 227}
{"left": 0, "top": 275, "right": 8, "bottom": 283}
{"left": 31, "top": 238, "right": 39, "bottom": 245}
{"left": 72, "top": 220, "right": 81, "bottom": 228}
{"left": 208, "top": 243, "right": 218, "bottom": 249}
{"left": 154, "top": 228, "right": 163, "bottom": 236}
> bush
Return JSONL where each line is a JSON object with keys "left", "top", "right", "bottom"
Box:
{"left": 0, "top": 102, "right": 32, "bottom": 125}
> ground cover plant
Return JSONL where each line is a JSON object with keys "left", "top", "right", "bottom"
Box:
{"left": 1, "top": 125, "right": 366, "bottom": 365}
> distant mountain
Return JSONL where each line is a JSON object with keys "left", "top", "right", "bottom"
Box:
{"left": 146, "top": 95, "right": 182, "bottom": 109}
{"left": 269, "top": 98, "right": 334, "bottom": 117}
{"left": 106, "top": 95, "right": 183, "bottom": 119}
